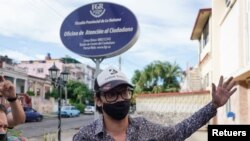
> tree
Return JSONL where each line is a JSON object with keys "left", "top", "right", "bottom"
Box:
{"left": 45, "top": 88, "right": 58, "bottom": 99}
{"left": 161, "top": 62, "right": 183, "bottom": 92}
{"left": 66, "top": 80, "right": 93, "bottom": 105}
{"left": 131, "top": 70, "right": 143, "bottom": 93}
{"left": 132, "top": 60, "right": 183, "bottom": 93}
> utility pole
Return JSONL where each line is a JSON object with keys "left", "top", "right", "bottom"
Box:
{"left": 119, "top": 55, "right": 122, "bottom": 70}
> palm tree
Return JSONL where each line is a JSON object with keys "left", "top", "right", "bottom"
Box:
{"left": 131, "top": 70, "right": 143, "bottom": 93}
{"left": 131, "top": 60, "right": 183, "bottom": 93}
{"left": 161, "top": 62, "right": 182, "bottom": 92}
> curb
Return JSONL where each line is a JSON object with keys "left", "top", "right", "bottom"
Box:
{"left": 43, "top": 113, "right": 58, "bottom": 119}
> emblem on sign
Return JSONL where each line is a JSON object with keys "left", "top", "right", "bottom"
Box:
{"left": 90, "top": 3, "right": 106, "bottom": 18}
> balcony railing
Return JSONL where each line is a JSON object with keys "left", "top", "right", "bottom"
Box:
{"left": 2, "top": 62, "right": 27, "bottom": 73}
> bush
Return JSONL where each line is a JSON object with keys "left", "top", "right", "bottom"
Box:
{"left": 27, "top": 90, "right": 35, "bottom": 96}
{"left": 73, "top": 103, "right": 85, "bottom": 113}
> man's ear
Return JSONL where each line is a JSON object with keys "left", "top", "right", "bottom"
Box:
{"left": 94, "top": 96, "right": 102, "bottom": 107}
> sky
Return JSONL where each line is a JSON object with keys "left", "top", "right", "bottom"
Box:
{"left": 0, "top": 0, "right": 211, "bottom": 81}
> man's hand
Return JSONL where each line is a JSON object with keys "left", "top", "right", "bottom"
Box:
{"left": 212, "top": 75, "right": 237, "bottom": 108}
{"left": 0, "top": 75, "right": 16, "bottom": 99}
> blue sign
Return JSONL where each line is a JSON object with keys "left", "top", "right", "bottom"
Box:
{"left": 60, "top": 2, "right": 139, "bottom": 58}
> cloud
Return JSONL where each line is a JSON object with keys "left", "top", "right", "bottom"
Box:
{"left": 0, "top": 50, "right": 33, "bottom": 62}
{"left": 0, "top": 0, "right": 210, "bottom": 80}
{"left": 0, "top": 0, "right": 67, "bottom": 44}
{"left": 0, "top": 0, "right": 209, "bottom": 45}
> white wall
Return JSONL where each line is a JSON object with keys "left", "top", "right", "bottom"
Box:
{"left": 219, "top": 2, "right": 240, "bottom": 76}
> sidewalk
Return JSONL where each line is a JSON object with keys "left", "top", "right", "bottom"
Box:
{"left": 186, "top": 129, "right": 208, "bottom": 141}
{"left": 43, "top": 113, "right": 58, "bottom": 119}
{"left": 28, "top": 129, "right": 77, "bottom": 141}
{"left": 26, "top": 113, "right": 76, "bottom": 141}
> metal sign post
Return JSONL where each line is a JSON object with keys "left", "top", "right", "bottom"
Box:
{"left": 92, "top": 57, "right": 104, "bottom": 119}
{"left": 59, "top": 2, "right": 139, "bottom": 134}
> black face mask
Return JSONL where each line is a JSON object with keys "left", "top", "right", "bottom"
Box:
{"left": 0, "top": 133, "right": 7, "bottom": 141}
{"left": 103, "top": 100, "right": 130, "bottom": 120}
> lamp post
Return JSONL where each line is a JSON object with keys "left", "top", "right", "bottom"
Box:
{"left": 48, "top": 63, "right": 69, "bottom": 141}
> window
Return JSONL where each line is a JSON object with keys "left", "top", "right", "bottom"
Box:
{"left": 37, "top": 68, "right": 43, "bottom": 73}
{"left": 24, "top": 67, "right": 28, "bottom": 72}
{"left": 225, "top": 98, "right": 234, "bottom": 120}
{"left": 39, "top": 60, "right": 46, "bottom": 63}
{"left": 205, "top": 73, "right": 209, "bottom": 87}
{"left": 37, "top": 89, "right": 40, "bottom": 96}
{"left": 202, "top": 20, "right": 209, "bottom": 47}
{"left": 225, "top": 0, "right": 237, "bottom": 8}
{"left": 64, "top": 67, "right": 70, "bottom": 71}
{"left": 225, "top": 0, "right": 231, "bottom": 7}
{"left": 202, "top": 73, "right": 209, "bottom": 88}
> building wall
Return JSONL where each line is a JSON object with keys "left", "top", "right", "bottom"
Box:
{"left": 211, "top": 0, "right": 227, "bottom": 83}
{"left": 186, "top": 0, "right": 249, "bottom": 125}
{"left": 31, "top": 96, "right": 55, "bottom": 114}
{"left": 238, "top": 81, "right": 249, "bottom": 124}
{"left": 219, "top": 1, "right": 240, "bottom": 76}
{"left": 180, "top": 67, "right": 202, "bottom": 92}
{"left": 211, "top": 0, "right": 249, "bottom": 124}
{"left": 18, "top": 59, "right": 63, "bottom": 79}
{"left": 19, "top": 59, "right": 95, "bottom": 90}
{"left": 136, "top": 91, "right": 211, "bottom": 114}
{"left": 217, "top": 1, "right": 241, "bottom": 124}
{"left": 0, "top": 61, "right": 28, "bottom": 93}
{"left": 199, "top": 18, "right": 212, "bottom": 88}
{"left": 199, "top": 40, "right": 212, "bottom": 90}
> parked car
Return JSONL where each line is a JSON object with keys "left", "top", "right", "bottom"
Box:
{"left": 60, "top": 105, "right": 80, "bottom": 118}
{"left": 84, "top": 105, "right": 95, "bottom": 114}
{"left": 23, "top": 107, "right": 43, "bottom": 122}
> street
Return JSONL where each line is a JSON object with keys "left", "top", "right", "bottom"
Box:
{"left": 15, "top": 114, "right": 94, "bottom": 139}
{"left": 14, "top": 113, "right": 208, "bottom": 141}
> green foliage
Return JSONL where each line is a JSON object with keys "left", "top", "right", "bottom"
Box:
{"left": 66, "top": 80, "right": 94, "bottom": 105}
{"left": 43, "top": 133, "right": 48, "bottom": 141}
{"left": 7, "top": 128, "right": 23, "bottom": 137}
{"left": 44, "top": 91, "right": 50, "bottom": 99}
{"left": 131, "top": 60, "right": 183, "bottom": 94}
{"left": 73, "top": 103, "right": 85, "bottom": 113}
{"left": 43, "top": 132, "right": 56, "bottom": 141}
{"left": 130, "top": 92, "right": 137, "bottom": 106}
{"left": 26, "top": 90, "right": 35, "bottom": 96}
{"left": 46, "top": 88, "right": 58, "bottom": 99}
{"left": 46, "top": 80, "right": 94, "bottom": 104}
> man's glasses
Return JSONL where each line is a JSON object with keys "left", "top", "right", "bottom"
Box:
{"left": 101, "top": 86, "right": 133, "bottom": 103}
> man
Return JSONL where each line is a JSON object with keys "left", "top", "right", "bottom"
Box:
{"left": 0, "top": 104, "right": 26, "bottom": 141}
{"left": 73, "top": 66, "right": 237, "bottom": 141}
{"left": 0, "top": 104, "right": 8, "bottom": 141}
{"left": 0, "top": 76, "right": 25, "bottom": 128}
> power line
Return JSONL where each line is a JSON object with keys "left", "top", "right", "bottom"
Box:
{"left": 25, "top": 0, "right": 63, "bottom": 19}
{"left": 41, "top": 0, "right": 64, "bottom": 18}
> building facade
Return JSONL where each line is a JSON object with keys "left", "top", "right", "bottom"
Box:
{"left": 0, "top": 54, "right": 96, "bottom": 113}
{"left": 189, "top": 0, "right": 250, "bottom": 124}
{"left": 0, "top": 55, "right": 28, "bottom": 94}
{"left": 18, "top": 54, "right": 96, "bottom": 96}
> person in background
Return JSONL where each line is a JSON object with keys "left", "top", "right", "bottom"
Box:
{"left": 0, "top": 76, "right": 25, "bottom": 128}
{"left": 0, "top": 104, "right": 27, "bottom": 141}
{"left": 73, "top": 66, "right": 237, "bottom": 141}
{"left": 0, "top": 104, "right": 8, "bottom": 141}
